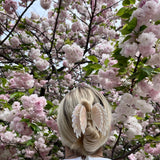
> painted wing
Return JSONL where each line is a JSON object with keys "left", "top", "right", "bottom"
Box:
{"left": 91, "top": 103, "right": 103, "bottom": 132}
{"left": 80, "top": 106, "right": 87, "bottom": 134}
{"left": 91, "top": 103, "right": 108, "bottom": 135}
{"left": 101, "top": 105, "right": 108, "bottom": 135}
{"left": 72, "top": 104, "right": 82, "bottom": 138}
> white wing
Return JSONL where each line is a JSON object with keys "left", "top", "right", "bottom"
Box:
{"left": 91, "top": 103, "right": 108, "bottom": 135}
{"left": 91, "top": 103, "right": 103, "bottom": 132}
{"left": 80, "top": 106, "right": 87, "bottom": 134}
{"left": 72, "top": 104, "right": 83, "bottom": 138}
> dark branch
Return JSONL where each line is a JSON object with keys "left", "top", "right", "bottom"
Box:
{"left": 111, "top": 127, "right": 122, "bottom": 159}
{"left": 48, "top": 0, "right": 62, "bottom": 53}
{"left": 84, "top": 0, "right": 97, "bottom": 55}
{"left": 130, "top": 53, "right": 142, "bottom": 94}
{"left": 0, "top": 0, "right": 36, "bottom": 45}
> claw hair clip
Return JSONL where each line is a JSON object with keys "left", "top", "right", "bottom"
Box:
{"left": 72, "top": 103, "right": 108, "bottom": 138}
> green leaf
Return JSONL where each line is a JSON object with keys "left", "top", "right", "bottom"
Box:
{"left": 90, "top": 64, "right": 102, "bottom": 70}
{"left": 134, "top": 115, "right": 144, "bottom": 120}
{"left": 0, "top": 78, "right": 7, "bottom": 88}
{"left": 87, "top": 55, "right": 98, "bottom": 63}
{"left": 122, "top": 0, "right": 130, "bottom": 6}
{"left": 129, "top": 0, "right": 135, "bottom": 4}
{"left": 28, "top": 123, "right": 41, "bottom": 134}
{"left": 121, "top": 17, "right": 137, "bottom": 35}
{"left": 116, "top": 7, "right": 127, "bottom": 16}
{"left": 18, "top": 23, "right": 26, "bottom": 29}
{"left": 21, "top": 118, "right": 30, "bottom": 123}
{"left": 83, "top": 63, "right": 101, "bottom": 71}
{"left": 10, "top": 92, "right": 25, "bottom": 99}
{"left": 117, "top": 7, "right": 136, "bottom": 19}
{"left": 83, "top": 63, "right": 102, "bottom": 77}
{"left": 104, "top": 59, "right": 109, "bottom": 67}
{"left": 45, "top": 100, "right": 54, "bottom": 110}
{"left": 85, "top": 68, "right": 94, "bottom": 77}
{"left": 26, "top": 139, "right": 35, "bottom": 146}
{"left": 129, "top": 66, "right": 154, "bottom": 82}
{"left": 145, "top": 135, "right": 160, "bottom": 141}
{"left": 140, "top": 25, "right": 147, "bottom": 32}
{"left": 153, "top": 122, "right": 160, "bottom": 125}
{"left": 134, "top": 135, "right": 143, "bottom": 139}
{"left": 28, "top": 88, "right": 35, "bottom": 95}
{"left": 64, "top": 38, "right": 74, "bottom": 45}
{"left": 155, "top": 20, "right": 160, "bottom": 25}
{"left": 48, "top": 105, "right": 58, "bottom": 116}
{"left": 123, "top": 35, "right": 131, "bottom": 42}
{"left": 112, "top": 48, "right": 129, "bottom": 74}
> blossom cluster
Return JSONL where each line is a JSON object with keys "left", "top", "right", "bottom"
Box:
{"left": 0, "top": 0, "right": 160, "bottom": 159}
{"left": 7, "top": 71, "right": 35, "bottom": 89}
{"left": 113, "top": 93, "right": 154, "bottom": 139}
{"left": 120, "top": 0, "right": 160, "bottom": 58}
{"left": 63, "top": 43, "right": 84, "bottom": 64}
{"left": 0, "top": 94, "right": 59, "bottom": 159}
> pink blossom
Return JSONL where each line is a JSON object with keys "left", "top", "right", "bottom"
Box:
{"left": 12, "top": 101, "right": 21, "bottom": 110}
{"left": 63, "top": 43, "right": 83, "bottom": 64}
{"left": 1, "top": 131, "right": 16, "bottom": 143}
{"left": 124, "top": 116, "right": 143, "bottom": 140}
{"left": 31, "top": 12, "right": 40, "bottom": 20}
{"left": 46, "top": 119, "right": 58, "bottom": 131}
{"left": 10, "top": 36, "right": 20, "bottom": 48}
{"left": 0, "top": 94, "right": 10, "bottom": 102}
{"left": 35, "top": 58, "right": 50, "bottom": 71}
{"left": 8, "top": 72, "right": 35, "bottom": 89}
{"left": 71, "top": 21, "right": 83, "bottom": 32}
{"left": 120, "top": 42, "right": 138, "bottom": 57}
{"left": 144, "top": 143, "right": 160, "bottom": 156}
{"left": 40, "top": 0, "right": 51, "bottom": 10}
{"left": 0, "top": 11, "right": 6, "bottom": 22}
{"left": 128, "top": 153, "right": 137, "bottom": 160}
{"left": 139, "top": 45, "right": 155, "bottom": 57}
{"left": 147, "top": 53, "right": 160, "bottom": 66}
{"left": 95, "top": 40, "right": 114, "bottom": 56}
{"left": 137, "top": 32, "right": 157, "bottom": 47}
{"left": 142, "top": 1, "right": 158, "bottom": 18}
{"left": 145, "top": 24, "right": 160, "bottom": 39}
{"left": 25, "top": 148, "right": 35, "bottom": 158}
{"left": 131, "top": 8, "right": 148, "bottom": 26}
{"left": 64, "top": 74, "right": 72, "bottom": 81}
{"left": 0, "top": 108, "right": 14, "bottom": 122}
{"left": 20, "top": 135, "right": 32, "bottom": 143}
{"left": 139, "top": 0, "right": 159, "bottom": 8}
{"left": 3, "top": 0, "right": 17, "bottom": 14}
{"left": 135, "top": 99, "right": 153, "bottom": 113}
{"left": 29, "top": 48, "right": 41, "bottom": 60}
{"left": 40, "top": 80, "right": 48, "bottom": 86}
{"left": 98, "top": 69, "right": 120, "bottom": 90}
{"left": 59, "top": 10, "right": 68, "bottom": 23}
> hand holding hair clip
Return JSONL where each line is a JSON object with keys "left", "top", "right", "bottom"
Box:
{"left": 72, "top": 102, "right": 108, "bottom": 138}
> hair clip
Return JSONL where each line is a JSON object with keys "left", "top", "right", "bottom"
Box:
{"left": 72, "top": 103, "right": 108, "bottom": 138}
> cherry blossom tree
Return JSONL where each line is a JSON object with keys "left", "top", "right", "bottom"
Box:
{"left": 0, "top": 0, "right": 160, "bottom": 159}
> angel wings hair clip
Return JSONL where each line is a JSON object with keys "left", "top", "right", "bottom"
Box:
{"left": 72, "top": 102, "right": 108, "bottom": 138}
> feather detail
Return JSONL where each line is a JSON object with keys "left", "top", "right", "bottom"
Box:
{"left": 91, "top": 103, "right": 108, "bottom": 135}
{"left": 101, "top": 106, "right": 108, "bottom": 135}
{"left": 80, "top": 106, "right": 87, "bottom": 134}
{"left": 72, "top": 104, "right": 82, "bottom": 138}
{"left": 91, "top": 103, "right": 103, "bottom": 132}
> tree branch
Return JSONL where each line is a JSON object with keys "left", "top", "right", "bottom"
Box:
{"left": 84, "top": 0, "right": 97, "bottom": 55}
{"left": 0, "top": 0, "right": 36, "bottom": 45}
{"left": 111, "top": 127, "right": 122, "bottom": 159}
{"left": 130, "top": 53, "right": 141, "bottom": 94}
{"left": 48, "top": 0, "right": 62, "bottom": 53}
{"left": 95, "top": 0, "right": 123, "bottom": 16}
